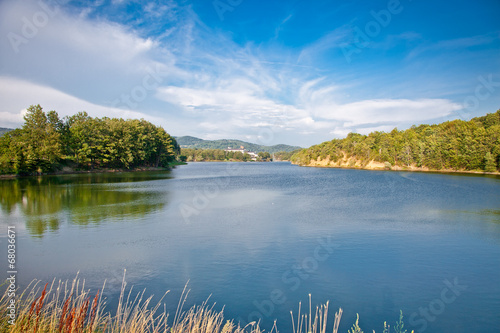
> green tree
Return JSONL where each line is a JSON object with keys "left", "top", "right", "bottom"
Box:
{"left": 22, "top": 105, "right": 62, "bottom": 172}
{"left": 484, "top": 152, "right": 497, "bottom": 172}
{"left": 291, "top": 109, "right": 500, "bottom": 173}
{"left": 0, "top": 129, "right": 25, "bottom": 174}
{"left": 258, "top": 151, "right": 271, "bottom": 161}
{"left": 0, "top": 105, "right": 179, "bottom": 174}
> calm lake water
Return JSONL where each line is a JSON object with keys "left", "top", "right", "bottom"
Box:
{"left": 1, "top": 162, "right": 499, "bottom": 332}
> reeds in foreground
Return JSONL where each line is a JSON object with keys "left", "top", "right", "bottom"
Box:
{"left": 0, "top": 274, "right": 411, "bottom": 333}
{"left": 290, "top": 294, "right": 342, "bottom": 333}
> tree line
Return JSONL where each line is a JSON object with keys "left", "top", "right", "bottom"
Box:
{"left": 180, "top": 148, "right": 272, "bottom": 162}
{"left": 176, "top": 136, "right": 302, "bottom": 153}
{"left": 291, "top": 110, "right": 500, "bottom": 172}
{"left": 179, "top": 148, "right": 299, "bottom": 162}
{"left": 0, "top": 105, "right": 179, "bottom": 175}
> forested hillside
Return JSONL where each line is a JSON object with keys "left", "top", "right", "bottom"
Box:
{"left": 291, "top": 110, "right": 500, "bottom": 173}
{"left": 0, "top": 105, "right": 179, "bottom": 175}
{"left": 180, "top": 148, "right": 274, "bottom": 162}
{"left": 178, "top": 148, "right": 300, "bottom": 162}
{"left": 176, "top": 136, "right": 301, "bottom": 153}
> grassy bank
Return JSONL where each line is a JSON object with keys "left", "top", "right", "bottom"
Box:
{"left": 0, "top": 276, "right": 413, "bottom": 333}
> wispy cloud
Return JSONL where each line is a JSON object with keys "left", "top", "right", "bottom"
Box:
{"left": 273, "top": 13, "right": 293, "bottom": 40}
{"left": 0, "top": 0, "right": 171, "bottom": 105}
{"left": 407, "top": 32, "right": 500, "bottom": 59}
{"left": 334, "top": 98, "right": 461, "bottom": 126}
{"left": 0, "top": 76, "right": 170, "bottom": 128}
{"left": 294, "top": 79, "right": 461, "bottom": 134}
{"left": 297, "top": 26, "right": 352, "bottom": 63}
{"left": 0, "top": 0, "right": 492, "bottom": 147}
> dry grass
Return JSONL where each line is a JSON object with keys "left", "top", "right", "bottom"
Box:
{"left": 0, "top": 273, "right": 275, "bottom": 333}
{"left": 1, "top": 274, "right": 409, "bottom": 333}
{"left": 290, "top": 294, "right": 342, "bottom": 333}
{"left": 1, "top": 276, "right": 107, "bottom": 333}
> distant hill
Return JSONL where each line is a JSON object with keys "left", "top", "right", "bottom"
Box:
{"left": 0, "top": 128, "right": 13, "bottom": 136}
{"left": 176, "top": 136, "right": 205, "bottom": 146}
{"left": 175, "top": 136, "right": 302, "bottom": 153}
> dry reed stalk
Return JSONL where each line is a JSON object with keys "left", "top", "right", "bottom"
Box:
{"left": 21, "top": 295, "right": 37, "bottom": 331}
{"left": 34, "top": 283, "right": 48, "bottom": 327}
{"left": 333, "top": 308, "right": 342, "bottom": 333}
{"left": 2, "top": 275, "right": 348, "bottom": 333}
{"left": 58, "top": 293, "right": 73, "bottom": 333}
{"left": 87, "top": 290, "right": 100, "bottom": 331}
{"left": 75, "top": 296, "right": 90, "bottom": 332}
{"left": 291, "top": 296, "right": 343, "bottom": 333}
{"left": 173, "top": 280, "right": 190, "bottom": 328}
{"left": 66, "top": 307, "right": 76, "bottom": 333}
{"left": 1, "top": 277, "right": 110, "bottom": 333}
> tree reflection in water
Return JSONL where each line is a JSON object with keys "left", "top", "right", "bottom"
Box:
{"left": 0, "top": 171, "right": 172, "bottom": 237}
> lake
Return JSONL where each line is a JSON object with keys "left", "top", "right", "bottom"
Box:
{"left": 1, "top": 162, "right": 499, "bottom": 332}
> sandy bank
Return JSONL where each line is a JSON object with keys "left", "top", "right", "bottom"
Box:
{"left": 293, "top": 156, "right": 500, "bottom": 176}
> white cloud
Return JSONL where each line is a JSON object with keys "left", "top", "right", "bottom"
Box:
{"left": 355, "top": 125, "right": 397, "bottom": 134}
{"left": 158, "top": 79, "right": 266, "bottom": 109}
{"left": 156, "top": 81, "right": 301, "bottom": 137}
{"left": 297, "top": 26, "right": 352, "bottom": 63}
{"left": 0, "top": 0, "right": 474, "bottom": 147}
{"left": 0, "top": 0, "right": 175, "bottom": 105}
{"left": 296, "top": 79, "right": 462, "bottom": 127}
{"left": 0, "top": 76, "right": 169, "bottom": 128}
{"left": 334, "top": 98, "right": 462, "bottom": 126}
{"left": 329, "top": 127, "right": 352, "bottom": 138}
{"left": 407, "top": 32, "right": 500, "bottom": 60}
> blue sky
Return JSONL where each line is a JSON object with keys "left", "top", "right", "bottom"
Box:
{"left": 0, "top": 0, "right": 499, "bottom": 147}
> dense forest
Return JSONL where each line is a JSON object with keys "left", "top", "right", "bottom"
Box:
{"left": 291, "top": 110, "right": 500, "bottom": 173}
{"left": 180, "top": 148, "right": 272, "bottom": 162}
{"left": 179, "top": 148, "right": 301, "bottom": 162}
{"left": 0, "top": 105, "right": 179, "bottom": 175}
{"left": 176, "top": 136, "right": 302, "bottom": 153}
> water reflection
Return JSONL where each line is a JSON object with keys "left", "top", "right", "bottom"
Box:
{"left": 0, "top": 171, "right": 172, "bottom": 237}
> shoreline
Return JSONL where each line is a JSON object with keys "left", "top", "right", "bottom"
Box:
{"left": 0, "top": 165, "right": 185, "bottom": 179}
{"left": 185, "top": 159, "right": 256, "bottom": 162}
{"left": 291, "top": 161, "right": 500, "bottom": 176}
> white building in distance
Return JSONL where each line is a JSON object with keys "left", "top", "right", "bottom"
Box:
{"left": 224, "top": 146, "right": 259, "bottom": 161}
